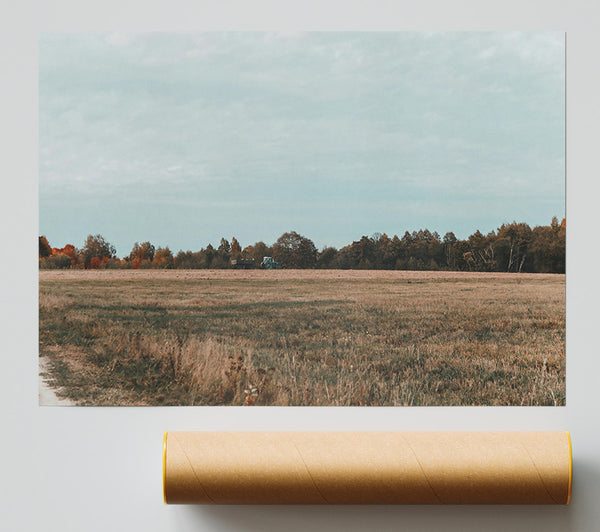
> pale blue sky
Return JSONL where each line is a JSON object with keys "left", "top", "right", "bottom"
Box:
{"left": 39, "top": 32, "right": 565, "bottom": 256}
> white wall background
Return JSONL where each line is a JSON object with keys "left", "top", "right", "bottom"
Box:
{"left": 1, "top": 1, "right": 599, "bottom": 530}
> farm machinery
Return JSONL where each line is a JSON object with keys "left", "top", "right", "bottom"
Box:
{"left": 261, "top": 256, "right": 279, "bottom": 269}
{"left": 230, "top": 258, "right": 256, "bottom": 269}
{"left": 231, "top": 256, "right": 279, "bottom": 269}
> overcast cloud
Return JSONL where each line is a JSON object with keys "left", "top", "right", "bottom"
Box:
{"left": 39, "top": 32, "right": 565, "bottom": 256}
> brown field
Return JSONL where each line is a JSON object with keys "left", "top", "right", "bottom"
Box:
{"left": 38, "top": 269, "right": 565, "bottom": 406}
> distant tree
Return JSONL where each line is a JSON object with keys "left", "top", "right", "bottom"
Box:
{"left": 529, "top": 218, "right": 565, "bottom": 273}
{"left": 55, "top": 244, "right": 78, "bottom": 266}
{"left": 81, "top": 234, "right": 116, "bottom": 268}
{"left": 205, "top": 244, "right": 216, "bottom": 266}
{"left": 241, "top": 245, "right": 254, "bottom": 259}
{"left": 376, "top": 233, "right": 395, "bottom": 269}
{"left": 464, "top": 230, "right": 496, "bottom": 272}
{"left": 390, "top": 235, "right": 403, "bottom": 269}
{"left": 39, "top": 236, "right": 52, "bottom": 258}
{"left": 230, "top": 237, "right": 242, "bottom": 255}
{"left": 152, "top": 247, "right": 174, "bottom": 269}
{"left": 104, "top": 257, "right": 125, "bottom": 269}
{"left": 230, "top": 237, "right": 242, "bottom": 261}
{"left": 39, "top": 238, "right": 80, "bottom": 269}
{"left": 273, "top": 231, "right": 317, "bottom": 268}
{"left": 174, "top": 250, "right": 207, "bottom": 269}
{"left": 443, "top": 232, "right": 458, "bottom": 269}
{"left": 355, "top": 236, "right": 375, "bottom": 269}
{"left": 214, "top": 238, "right": 230, "bottom": 267}
{"left": 248, "top": 241, "right": 272, "bottom": 263}
{"left": 336, "top": 236, "right": 372, "bottom": 269}
{"left": 452, "top": 239, "right": 471, "bottom": 271}
{"left": 174, "top": 250, "right": 192, "bottom": 269}
{"left": 210, "top": 255, "right": 227, "bottom": 269}
{"left": 39, "top": 253, "right": 72, "bottom": 269}
{"left": 334, "top": 244, "right": 354, "bottom": 269}
{"left": 427, "top": 231, "right": 444, "bottom": 268}
{"left": 529, "top": 227, "right": 553, "bottom": 272}
{"left": 129, "top": 241, "right": 155, "bottom": 267}
{"left": 218, "top": 238, "right": 230, "bottom": 254}
{"left": 316, "top": 247, "right": 338, "bottom": 269}
{"left": 495, "top": 223, "right": 532, "bottom": 272}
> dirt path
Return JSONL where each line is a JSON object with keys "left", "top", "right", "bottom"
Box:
{"left": 39, "top": 357, "right": 74, "bottom": 406}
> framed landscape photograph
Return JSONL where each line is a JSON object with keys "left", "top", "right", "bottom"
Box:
{"left": 38, "top": 31, "right": 565, "bottom": 406}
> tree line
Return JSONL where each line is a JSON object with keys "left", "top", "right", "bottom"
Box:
{"left": 39, "top": 217, "right": 565, "bottom": 273}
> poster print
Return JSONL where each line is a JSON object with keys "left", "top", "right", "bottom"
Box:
{"left": 39, "top": 32, "right": 565, "bottom": 406}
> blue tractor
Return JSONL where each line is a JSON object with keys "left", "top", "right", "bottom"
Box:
{"left": 261, "top": 256, "right": 279, "bottom": 269}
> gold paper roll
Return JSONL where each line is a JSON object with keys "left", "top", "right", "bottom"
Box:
{"left": 163, "top": 431, "right": 572, "bottom": 505}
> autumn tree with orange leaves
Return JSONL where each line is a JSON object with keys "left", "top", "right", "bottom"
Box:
{"left": 152, "top": 247, "right": 174, "bottom": 269}
{"left": 80, "top": 234, "right": 116, "bottom": 269}
{"left": 129, "top": 241, "right": 155, "bottom": 269}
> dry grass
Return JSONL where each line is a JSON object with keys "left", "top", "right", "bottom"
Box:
{"left": 38, "top": 269, "right": 565, "bottom": 406}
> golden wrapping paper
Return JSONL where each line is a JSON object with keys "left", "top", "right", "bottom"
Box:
{"left": 163, "top": 431, "right": 572, "bottom": 505}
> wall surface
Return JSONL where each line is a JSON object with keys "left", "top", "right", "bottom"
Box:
{"left": 1, "top": 1, "right": 599, "bottom": 530}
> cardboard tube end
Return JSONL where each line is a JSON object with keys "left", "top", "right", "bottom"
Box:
{"left": 163, "top": 431, "right": 168, "bottom": 505}
{"left": 567, "top": 431, "right": 572, "bottom": 505}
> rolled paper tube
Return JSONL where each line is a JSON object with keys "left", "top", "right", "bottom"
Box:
{"left": 163, "top": 431, "right": 572, "bottom": 505}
